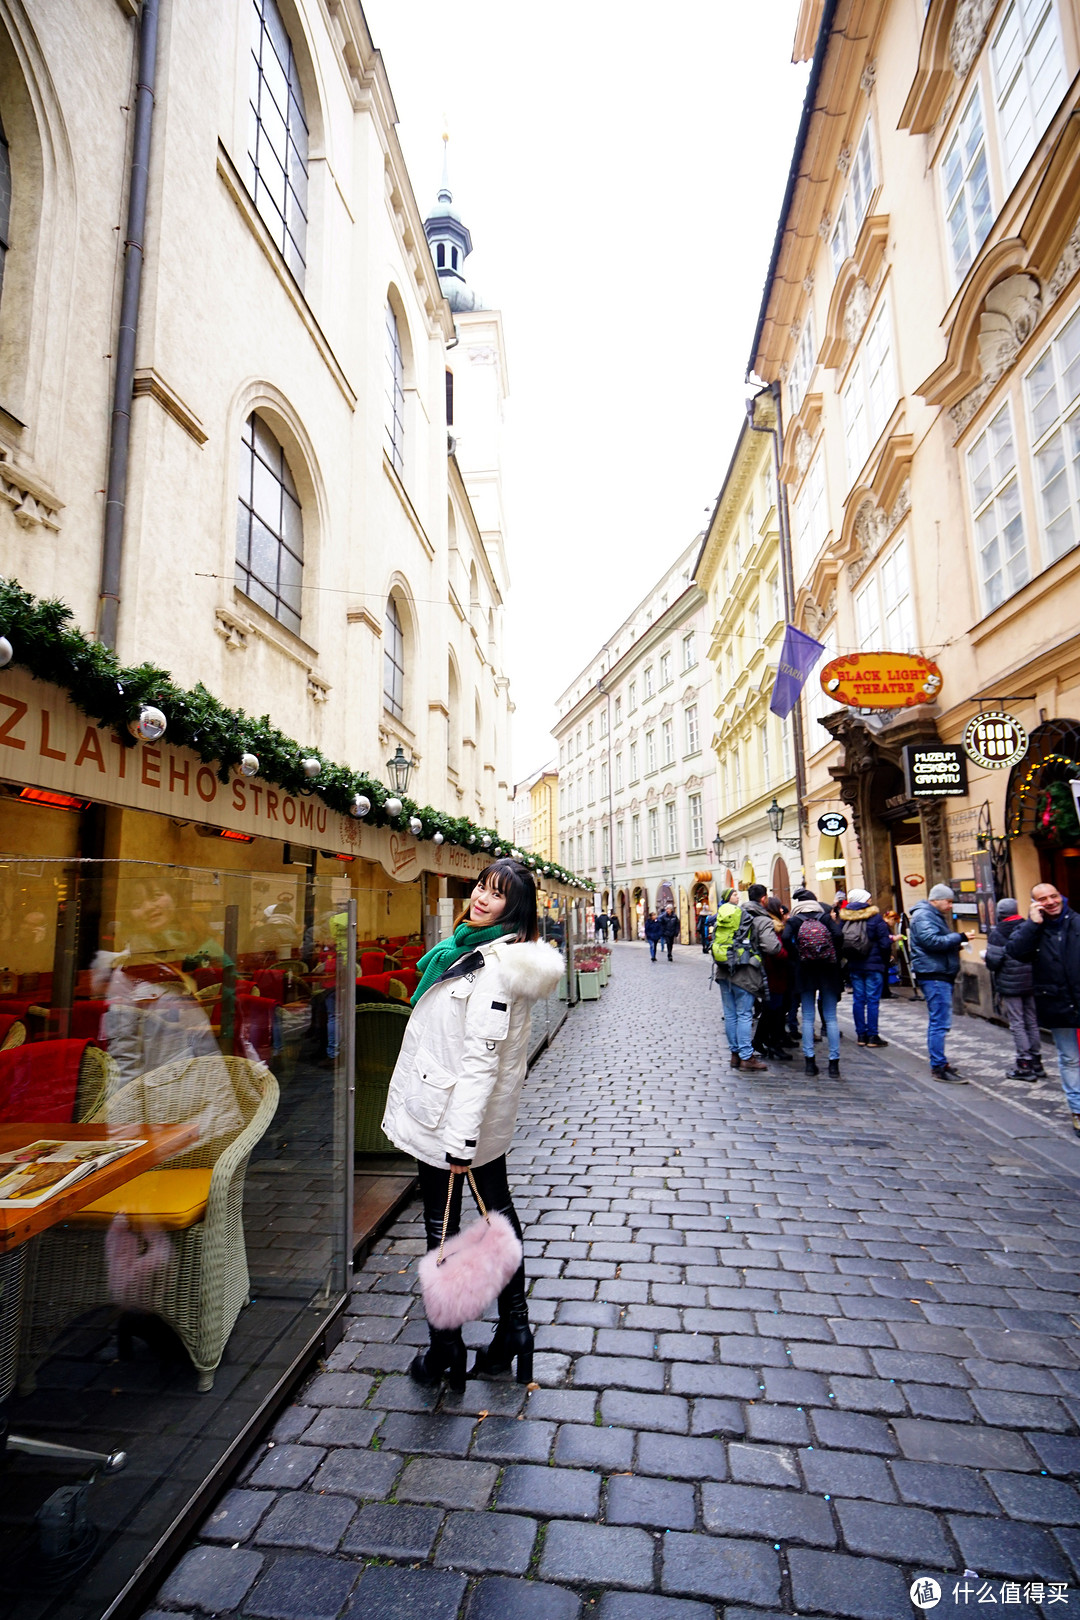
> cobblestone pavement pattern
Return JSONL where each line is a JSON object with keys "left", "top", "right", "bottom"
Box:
{"left": 147, "top": 942, "right": 1080, "bottom": 1620}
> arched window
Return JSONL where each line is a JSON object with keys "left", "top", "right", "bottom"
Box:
{"left": 248, "top": 0, "right": 309, "bottom": 284}
{"left": 384, "top": 595, "right": 405, "bottom": 719}
{"left": 436, "top": 242, "right": 445, "bottom": 268}
{"left": 236, "top": 412, "right": 304, "bottom": 635}
{"left": 0, "top": 111, "right": 10, "bottom": 303}
{"left": 385, "top": 301, "right": 405, "bottom": 473}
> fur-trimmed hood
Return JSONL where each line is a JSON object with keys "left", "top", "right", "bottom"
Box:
{"left": 485, "top": 937, "right": 564, "bottom": 1000}
{"left": 840, "top": 904, "right": 880, "bottom": 921}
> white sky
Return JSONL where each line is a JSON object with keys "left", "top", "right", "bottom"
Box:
{"left": 362, "top": 0, "right": 810, "bottom": 783}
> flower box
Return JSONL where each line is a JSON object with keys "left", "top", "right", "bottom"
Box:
{"left": 577, "top": 969, "right": 601, "bottom": 1001}
{"left": 557, "top": 973, "right": 569, "bottom": 1002}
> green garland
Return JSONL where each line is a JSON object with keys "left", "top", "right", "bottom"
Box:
{"left": 0, "top": 578, "right": 587, "bottom": 888}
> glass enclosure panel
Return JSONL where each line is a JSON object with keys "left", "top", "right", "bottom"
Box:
{"left": 0, "top": 858, "right": 351, "bottom": 1620}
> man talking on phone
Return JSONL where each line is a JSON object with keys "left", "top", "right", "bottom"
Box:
{"left": 1007, "top": 883, "right": 1080, "bottom": 1136}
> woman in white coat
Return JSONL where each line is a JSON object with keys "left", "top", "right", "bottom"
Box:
{"left": 382, "top": 858, "right": 563, "bottom": 1392}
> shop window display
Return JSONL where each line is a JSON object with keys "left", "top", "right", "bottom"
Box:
{"left": 0, "top": 859, "right": 352, "bottom": 1618}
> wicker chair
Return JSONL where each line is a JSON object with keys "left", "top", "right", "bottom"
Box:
{"left": 19, "top": 1055, "right": 278, "bottom": 1392}
{"left": 0, "top": 1015, "right": 25, "bottom": 1051}
{"left": 354, "top": 1003, "right": 411, "bottom": 1154}
{"left": 74, "top": 1044, "right": 115, "bottom": 1121}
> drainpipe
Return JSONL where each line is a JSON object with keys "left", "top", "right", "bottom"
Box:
{"left": 748, "top": 384, "right": 809, "bottom": 879}
{"left": 97, "top": 0, "right": 161, "bottom": 650}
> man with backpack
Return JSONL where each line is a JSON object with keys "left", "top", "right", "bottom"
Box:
{"left": 782, "top": 889, "right": 845, "bottom": 1077}
{"left": 712, "top": 885, "right": 779, "bottom": 1072}
{"left": 839, "top": 888, "right": 892, "bottom": 1049}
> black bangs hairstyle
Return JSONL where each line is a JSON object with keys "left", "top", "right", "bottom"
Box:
{"left": 460, "top": 857, "right": 539, "bottom": 941}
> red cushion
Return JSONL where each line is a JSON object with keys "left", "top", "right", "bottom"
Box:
{"left": 34, "top": 1001, "right": 109, "bottom": 1044}
{"left": 360, "top": 952, "right": 387, "bottom": 976}
{"left": 0, "top": 1038, "right": 90, "bottom": 1123}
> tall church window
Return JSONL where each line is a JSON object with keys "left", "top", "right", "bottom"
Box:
{"left": 247, "top": 0, "right": 309, "bottom": 283}
{"left": 385, "top": 302, "right": 405, "bottom": 473}
{"left": 384, "top": 596, "right": 405, "bottom": 719}
{"left": 236, "top": 413, "right": 304, "bottom": 635}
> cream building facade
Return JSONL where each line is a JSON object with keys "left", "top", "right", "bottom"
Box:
{"left": 553, "top": 541, "right": 719, "bottom": 942}
{"left": 694, "top": 410, "right": 802, "bottom": 907}
{"left": 748, "top": 0, "right": 1080, "bottom": 1006}
{"left": 0, "top": 0, "right": 523, "bottom": 931}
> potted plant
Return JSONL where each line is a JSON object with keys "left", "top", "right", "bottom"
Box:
{"left": 575, "top": 950, "right": 602, "bottom": 1000}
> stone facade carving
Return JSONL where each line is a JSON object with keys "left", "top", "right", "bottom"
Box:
{"left": 1047, "top": 219, "right": 1080, "bottom": 307}
{"left": 950, "top": 274, "right": 1042, "bottom": 438}
{"left": 803, "top": 597, "right": 829, "bottom": 638}
{"left": 818, "top": 212, "right": 832, "bottom": 240}
{"left": 860, "top": 59, "right": 877, "bottom": 95}
{"left": 803, "top": 271, "right": 815, "bottom": 296}
{"left": 846, "top": 481, "right": 911, "bottom": 587}
{"left": 843, "top": 279, "right": 872, "bottom": 347}
{"left": 948, "top": 0, "right": 996, "bottom": 79}
{"left": 0, "top": 452, "right": 62, "bottom": 533}
{"left": 214, "top": 609, "right": 248, "bottom": 652}
{"left": 837, "top": 145, "right": 852, "bottom": 177}
{"left": 794, "top": 428, "right": 812, "bottom": 478}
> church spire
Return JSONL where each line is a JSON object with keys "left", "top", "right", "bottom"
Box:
{"left": 423, "top": 135, "right": 484, "bottom": 312}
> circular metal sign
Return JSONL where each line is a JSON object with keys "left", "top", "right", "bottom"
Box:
{"left": 817, "top": 811, "right": 848, "bottom": 836}
{"left": 962, "top": 711, "right": 1028, "bottom": 770}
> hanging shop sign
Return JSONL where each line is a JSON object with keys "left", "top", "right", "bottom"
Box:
{"left": 819, "top": 653, "right": 944, "bottom": 709}
{"left": 817, "top": 811, "right": 848, "bottom": 836}
{"left": 902, "top": 743, "right": 969, "bottom": 799}
{"left": 962, "top": 711, "right": 1028, "bottom": 770}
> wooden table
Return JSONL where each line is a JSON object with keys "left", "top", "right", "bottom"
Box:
{"left": 0, "top": 1122, "right": 199, "bottom": 1253}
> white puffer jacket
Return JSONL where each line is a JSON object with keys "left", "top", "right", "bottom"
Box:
{"left": 381, "top": 937, "right": 563, "bottom": 1168}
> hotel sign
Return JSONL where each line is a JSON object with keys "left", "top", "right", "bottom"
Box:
{"left": 0, "top": 669, "right": 508, "bottom": 886}
{"left": 819, "top": 653, "right": 943, "bottom": 710}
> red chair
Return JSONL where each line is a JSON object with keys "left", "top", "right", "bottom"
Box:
{"left": 192, "top": 966, "right": 224, "bottom": 992}
{"left": 392, "top": 967, "right": 418, "bottom": 997}
{"left": 360, "top": 951, "right": 387, "bottom": 977}
{"left": 207, "top": 994, "right": 276, "bottom": 1062}
{"left": 0, "top": 1038, "right": 92, "bottom": 1123}
{"left": 32, "top": 1001, "right": 110, "bottom": 1045}
{"left": 355, "top": 972, "right": 410, "bottom": 1003}
{"left": 251, "top": 969, "right": 286, "bottom": 1004}
{"left": 400, "top": 946, "right": 423, "bottom": 966}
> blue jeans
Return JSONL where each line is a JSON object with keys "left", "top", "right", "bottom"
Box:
{"left": 720, "top": 980, "right": 757, "bottom": 1061}
{"left": 802, "top": 986, "right": 839, "bottom": 1061}
{"left": 1050, "top": 1028, "right": 1080, "bottom": 1114}
{"left": 849, "top": 969, "right": 884, "bottom": 1039}
{"left": 920, "top": 978, "right": 953, "bottom": 1069}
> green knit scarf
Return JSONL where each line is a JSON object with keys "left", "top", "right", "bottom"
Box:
{"left": 410, "top": 920, "right": 510, "bottom": 1005}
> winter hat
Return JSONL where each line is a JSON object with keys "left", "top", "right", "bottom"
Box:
{"left": 995, "top": 896, "right": 1019, "bottom": 920}
{"left": 928, "top": 884, "right": 955, "bottom": 901}
{"left": 846, "top": 888, "right": 872, "bottom": 906}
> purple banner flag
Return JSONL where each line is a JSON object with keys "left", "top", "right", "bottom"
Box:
{"left": 770, "top": 623, "right": 825, "bottom": 720}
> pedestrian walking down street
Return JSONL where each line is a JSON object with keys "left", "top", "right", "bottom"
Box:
{"left": 595, "top": 911, "right": 609, "bottom": 942}
{"left": 908, "top": 883, "right": 974, "bottom": 1083}
{"left": 783, "top": 889, "right": 845, "bottom": 1078}
{"left": 697, "top": 906, "right": 715, "bottom": 955}
{"left": 644, "top": 909, "right": 660, "bottom": 961}
{"left": 712, "top": 885, "right": 778, "bottom": 1073}
{"left": 839, "top": 887, "right": 892, "bottom": 1048}
{"left": 610, "top": 912, "right": 621, "bottom": 941}
{"left": 659, "top": 901, "right": 680, "bottom": 961}
{"left": 755, "top": 895, "right": 794, "bottom": 1061}
{"left": 1006, "top": 882, "right": 1080, "bottom": 1134}
{"left": 381, "top": 858, "right": 562, "bottom": 1391}
{"left": 984, "top": 896, "right": 1043, "bottom": 1081}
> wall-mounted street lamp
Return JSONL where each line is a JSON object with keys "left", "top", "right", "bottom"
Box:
{"left": 766, "top": 797, "right": 785, "bottom": 838}
{"left": 712, "top": 831, "right": 726, "bottom": 863}
{"left": 386, "top": 743, "right": 418, "bottom": 796}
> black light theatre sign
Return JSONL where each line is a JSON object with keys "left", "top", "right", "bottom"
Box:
{"left": 962, "top": 711, "right": 1028, "bottom": 770}
{"left": 902, "top": 744, "right": 969, "bottom": 799}
{"left": 817, "top": 812, "right": 848, "bottom": 836}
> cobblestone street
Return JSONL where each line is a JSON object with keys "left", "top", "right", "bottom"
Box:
{"left": 148, "top": 941, "right": 1080, "bottom": 1620}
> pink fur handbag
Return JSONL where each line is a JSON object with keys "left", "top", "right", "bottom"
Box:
{"left": 418, "top": 1170, "right": 523, "bottom": 1331}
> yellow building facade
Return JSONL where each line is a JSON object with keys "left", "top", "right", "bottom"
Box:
{"left": 529, "top": 772, "right": 559, "bottom": 865}
{"left": 747, "top": 0, "right": 1080, "bottom": 1007}
{"left": 694, "top": 411, "right": 802, "bottom": 907}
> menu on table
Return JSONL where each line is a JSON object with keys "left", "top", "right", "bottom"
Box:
{"left": 0, "top": 1139, "right": 146, "bottom": 1208}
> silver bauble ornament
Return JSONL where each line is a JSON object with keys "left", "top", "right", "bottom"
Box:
{"left": 130, "top": 705, "right": 167, "bottom": 743}
{"left": 543, "top": 866, "right": 550, "bottom": 875}
{"left": 301, "top": 756, "right": 321, "bottom": 778}
{"left": 469, "top": 835, "right": 477, "bottom": 845}
{"left": 409, "top": 816, "right": 423, "bottom": 836}
{"left": 433, "top": 831, "right": 444, "bottom": 845}
{"left": 240, "top": 753, "right": 259, "bottom": 777}
{"left": 385, "top": 796, "right": 402, "bottom": 819}
{"left": 350, "top": 794, "right": 370, "bottom": 818}
{"left": 481, "top": 834, "right": 491, "bottom": 848}
{"left": 0, "top": 635, "right": 12, "bottom": 668}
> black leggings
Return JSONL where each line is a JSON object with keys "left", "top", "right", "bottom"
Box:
{"left": 416, "top": 1154, "right": 526, "bottom": 1302}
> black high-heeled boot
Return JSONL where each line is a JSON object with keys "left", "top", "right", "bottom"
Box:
{"left": 410, "top": 1325, "right": 467, "bottom": 1394}
{"left": 470, "top": 1271, "right": 534, "bottom": 1384}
